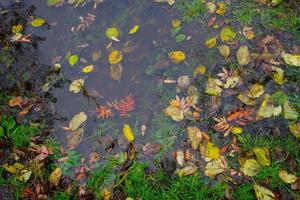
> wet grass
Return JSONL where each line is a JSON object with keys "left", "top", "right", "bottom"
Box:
{"left": 177, "top": 0, "right": 206, "bottom": 22}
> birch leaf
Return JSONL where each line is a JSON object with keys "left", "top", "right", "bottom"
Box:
{"left": 237, "top": 45, "right": 251, "bottom": 65}
{"left": 68, "top": 112, "right": 87, "bottom": 131}
{"left": 123, "top": 123, "right": 135, "bottom": 142}
{"left": 218, "top": 44, "right": 230, "bottom": 59}
{"left": 106, "top": 27, "right": 119, "bottom": 40}
{"left": 69, "top": 55, "right": 79, "bottom": 66}
{"left": 69, "top": 79, "right": 84, "bottom": 93}
{"left": 220, "top": 26, "right": 236, "bottom": 42}
{"left": 168, "top": 51, "right": 186, "bottom": 63}
{"left": 283, "top": 53, "right": 300, "bottom": 67}
{"left": 108, "top": 50, "right": 123, "bottom": 65}
{"left": 31, "top": 18, "right": 46, "bottom": 27}
{"left": 82, "top": 65, "right": 94, "bottom": 73}
{"left": 241, "top": 159, "right": 260, "bottom": 177}
{"left": 205, "top": 37, "right": 217, "bottom": 48}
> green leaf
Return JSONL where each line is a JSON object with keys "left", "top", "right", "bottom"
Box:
{"left": 271, "top": 90, "right": 286, "bottom": 105}
{"left": 47, "top": 0, "right": 62, "bottom": 6}
{"left": 171, "top": 26, "right": 182, "bottom": 38}
{"left": 31, "top": 18, "right": 46, "bottom": 27}
{"left": 69, "top": 55, "right": 79, "bottom": 66}
{"left": 175, "top": 34, "right": 186, "bottom": 43}
{"left": 0, "top": 127, "right": 4, "bottom": 137}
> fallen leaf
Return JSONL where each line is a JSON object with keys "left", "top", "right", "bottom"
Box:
{"left": 241, "top": 159, "right": 260, "bottom": 177}
{"left": 177, "top": 162, "right": 198, "bottom": 176}
{"left": 242, "top": 26, "right": 255, "bottom": 40}
{"left": 283, "top": 53, "right": 300, "bottom": 67}
{"left": 205, "top": 37, "right": 217, "bottom": 48}
{"left": 193, "top": 65, "right": 206, "bottom": 76}
{"left": 220, "top": 26, "right": 236, "bottom": 43}
{"left": 106, "top": 27, "right": 119, "bottom": 41}
{"left": 279, "top": 170, "right": 297, "bottom": 184}
{"left": 204, "top": 159, "right": 226, "bottom": 177}
{"left": 238, "top": 92, "right": 256, "bottom": 106}
{"left": 18, "top": 170, "right": 32, "bottom": 182}
{"left": 171, "top": 19, "right": 181, "bottom": 28}
{"left": 68, "top": 112, "right": 87, "bottom": 131}
{"left": 123, "top": 123, "right": 135, "bottom": 142}
{"left": 101, "top": 187, "right": 112, "bottom": 200}
{"left": 108, "top": 50, "right": 123, "bottom": 65}
{"left": 205, "top": 78, "right": 223, "bottom": 96}
{"left": 69, "top": 55, "right": 79, "bottom": 66}
{"left": 230, "top": 127, "right": 243, "bottom": 134}
{"left": 110, "top": 64, "right": 123, "bottom": 80}
{"left": 218, "top": 44, "right": 230, "bottom": 59}
{"left": 89, "top": 152, "right": 100, "bottom": 164}
{"left": 49, "top": 167, "right": 62, "bottom": 187}
{"left": 257, "top": 94, "right": 275, "bottom": 119}
{"left": 216, "top": 2, "right": 226, "bottom": 15}
{"left": 168, "top": 50, "right": 186, "bottom": 63}
{"left": 289, "top": 122, "right": 300, "bottom": 138}
{"left": 31, "top": 18, "right": 46, "bottom": 27}
{"left": 271, "top": 66, "right": 285, "bottom": 85}
{"left": 3, "top": 163, "right": 24, "bottom": 174}
{"left": 129, "top": 25, "right": 140, "bottom": 34}
{"left": 154, "top": 0, "right": 175, "bottom": 5}
{"left": 283, "top": 100, "right": 299, "bottom": 120}
{"left": 187, "top": 126, "right": 202, "bottom": 150}
{"left": 8, "top": 96, "right": 23, "bottom": 107}
{"left": 253, "top": 147, "right": 271, "bottom": 166}
{"left": 82, "top": 65, "right": 94, "bottom": 73}
{"left": 202, "top": 141, "right": 220, "bottom": 160}
{"left": 237, "top": 45, "right": 251, "bottom": 65}
{"left": 206, "top": 2, "right": 216, "bottom": 13}
{"left": 176, "top": 150, "right": 185, "bottom": 166}
{"left": 69, "top": 79, "right": 84, "bottom": 93}
{"left": 163, "top": 105, "right": 184, "bottom": 121}
{"left": 247, "top": 84, "right": 265, "bottom": 98}
{"left": 254, "top": 184, "right": 275, "bottom": 200}
{"left": 68, "top": 128, "right": 84, "bottom": 149}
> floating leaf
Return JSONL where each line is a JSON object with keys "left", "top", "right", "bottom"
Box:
{"left": 237, "top": 45, "right": 251, "bottom": 65}
{"left": 283, "top": 53, "right": 300, "bottom": 67}
{"left": 193, "top": 65, "right": 206, "bottom": 76}
{"left": 204, "top": 159, "right": 226, "bottom": 177}
{"left": 69, "top": 79, "right": 84, "bottom": 93}
{"left": 68, "top": 128, "right": 84, "bottom": 149}
{"left": 82, "top": 65, "right": 94, "bottom": 73}
{"left": 271, "top": 66, "right": 285, "bottom": 85}
{"left": 218, "top": 44, "right": 230, "bottom": 59}
{"left": 168, "top": 51, "right": 186, "bottom": 63}
{"left": 254, "top": 184, "right": 275, "bottom": 200}
{"left": 216, "top": 2, "right": 226, "bottom": 15}
{"left": 8, "top": 96, "right": 23, "bottom": 107}
{"left": 253, "top": 147, "right": 271, "bottom": 166}
{"left": 110, "top": 64, "right": 123, "bottom": 80}
{"left": 205, "top": 37, "right": 217, "bottom": 48}
{"left": 49, "top": 167, "right": 62, "bottom": 187}
{"left": 247, "top": 84, "right": 265, "bottom": 98}
{"left": 108, "top": 50, "right": 123, "bottom": 65}
{"left": 68, "top": 112, "right": 87, "bottom": 131}
{"left": 171, "top": 19, "right": 181, "bottom": 28}
{"left": 241, "top": 159, "right": 260, "bottom": 177}
{"left": 106, "top": 27, "right": 119, "bottom": 40}
{"left": 283, "top": 100, "right": 299, "bottom": 120}
{"left": 205, "top": 78, "right": 223, "bottom": 96}
{"left": 154, "top": 0, "right": 175, "bottom": 5}
{"left": 175, "top": 34, "right": 186, "bottom": 43}
{"left": 129, "top": 25, "right": 140, "bottom": 34}
{"left": 47, "top": 0, "right": 62, "bottom": 6}
{"left": 69, "top": 55, "right": 79, "bottom": 66}
{"left": 279, "top": 171, "right": 297, "bottom": 184}
{"left": 31, "top": 18, "right": 46, "bottom": 27}
{"left": 163, "top": 105, "right": 184, "bottom": 121}
{"left": 220, "top": 26, "right": 236, "bottom": 43}
{"left": 123, "top": 123, "right": 135, "bottom": 142}
{"left": 289, "top": 122, "right": 300, "bottom": 138}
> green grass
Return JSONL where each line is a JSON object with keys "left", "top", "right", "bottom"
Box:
{"left": 177, "top": 0, "right": 206, "bottom": 22}
{"left": 232, "top": 183, "right": 256, "bottom": 200}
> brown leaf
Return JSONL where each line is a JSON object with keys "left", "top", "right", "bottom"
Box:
{"left": 9, "top": 96, "right": 23, "bottom": 107}
{"left": 49, "top": 167, "right": 62, "bottom": 187}
{"left": 67, "top": 128, "right": 84, "bottom": 149}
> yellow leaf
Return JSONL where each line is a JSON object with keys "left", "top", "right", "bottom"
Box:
{"left": 204, "top": 141, "right": 220, "bottom": 160}
{"left": 205, "top": 78, "right": 223, "bottom": 96}
{"left": 279, "top": 170, "right": 297, "bottom": 184}
{"left": 106, "top": 27, "right": 119, "bottom": 40}
{"left": 82, "top": 65, "right": 94, "bottom": 73}
{"left": 18, "top": 170, "right": 32, "bottom": 182}
{"left": 187, "top": 126, "right": 202, "bottom": 150}
{"left": 108, "top": 50, "right": 123, "bottom": 65}
{"left": 247, "top": 84, "right": 265, "bottom": 98}
{"left": 177, "top": 163, "right": 198, "bottom": 177}
{"left": 241, "top": 159, "right": 260, "bottom": 177}
{"left": 101, "top": 188, "right": 112, "bottom": 200}
{"left": 283, "top": 100, "right": 299, "bottom": 120}
{"left": 238, "top": 92, "right": 256, "bottom": 106}
{"left": 12, "top": 24, "right": 23, "bottom": 33}
{"left": 220, "top": 26, "right": 236, "bottom": 43}
{"left": 206, "top": 2, "right": 216, "bottom": 13}
{"left": 163, "top": 105, "right": 184, "bottom": 121}
{"left": 49, "top": 167, "right": 62, "bottom": 187}
{"left": 68, "top": 112, "right": 87, "bottom": 131}
{"left": 230, "top": 127, "right": 243, "bottom": 134}
{"left": 254, "top": 184, "right": 275, "bottom": 200}
{"left": 205, "top": 37, "right": 217, "bottom": 48}
{"left": 216, "top": 2, "right": 226, "bottom": 15}
{"left": 123, "top": 123, "right": 135, "bottom": 142}
{"left": 237, "top": 45, "right": 251, "bottom": 65}
{"left": 3, "top": 163, "right": 24, "bottom": 174}
{"left": 271, "top": 66, "right": 285, "bottom": 85}
{"left": 171, "top": 19, "right": 181, "bottom": 28}
{"left": 253, "top": 147, "right": 271, "bottom": 166}
{"left": 289, "top": 122, "right": 300, "bottom": 138}
{"left": 243, "top": 26, "right": 255, "bottom": 40}
{"left": 204, "top": 159, "right": 226, "bottom": 177}
{"left": 283, "top": 53, "right": 300, "bottom": 67}
{"left": 257, "top": 94, "right": 275, "bottom": 119}
{"left": 218, "top": 44, "right": 230, "bottom": 59}
{"left": 129, "top": 25, "right": 140, "bottom": 34}
{"left": 193, "top": 65, "right": 206, "bottom": 76}
{"left": 168, "top": 51, "right": 186, "bottom": 63}
{"left": 224, "top": 76, "right": 239, "bottom": 89}
{"left": 31, "top": 18, "right": 46, "bottom": 27}
{"left": 69, "top": 79, "right": 84, "bottom": 93}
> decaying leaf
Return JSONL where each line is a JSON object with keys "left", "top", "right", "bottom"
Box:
{"left": 67, "top": 128, "right": 84, "bottom": 149}
{"left": 201, "top": 141, "right": 220, "bottom": 160}
{"left": 220, "top": 26, "right": 236, "bottom": 43}
{"left": 241, "top": 159, "right": 260, "bottom": 177}
{"left": 18, "top": 170, "right": 32, "bottom": 182}
{"left": 237, "top": 45, "right": 251, "bottom": 65}
{"left": 283, "top": 53, "right": 300, "bottom": 67}
{"left": 49, "top": 167, "right": 62, "bottom": 187}
{"left": 67, "top": 112, "right": 87, "bottom": 131}
{"left": 169, "top": 50, "right": 186, "bottom": 63}
{"left": 3, "top": 162, "right": 24, "bottom": 174}
{"left": 218, "top": 44, "right": 230, "bottom": 59}
{"left": 283, "top": 100, "right": 298, "bottom": 120}
{"left": 216, "top": 2, "right": 226, "bottom": 15}
{"left": 177, "top": 162, "right": 198, "bottom": 177}
{"left": 247, "top": 84, "right": 265, "bottom": 98}
{"left": 204, "top": 159, "right": 226, "bottom": 177}
{"left": 69, "top": 79, "right": 84, "bottom": 93}
{"left": 154, "top": 0, "right": 175, "bottom": 5}
{"left": 279, "top": 170, "right": 297, "bottom": 184}
{"left": 205, "top": 78, "right": 223, "bottom": 96}
{"left": 205, "top": 37, "right": 217, "bottom": 48}
{"left": 193, "top": 65, "right": 206, "bottom": 76}
{"left": 110, "top": 64, "right": 123, "bottom": 80}
{"left": 253, "top": 147, "right": 271, "bottom": 166}
{"left": 123, "top": 123, "right": 135, "bottom": 142}
{"left": 242, "top": 26, "right": 255, "bottom": 40}
{"left": 163, "top": 105, "right": 184, "bottom": 121}
{"left": 289, "top": 122, "right": 300, "bottom": 138}
{"left": 8, "top": 96, "right": 23, "bottom": 107}
{"left": 254, "top": 184, "right": 275, "bottom": 200}
{"left": 257, "top": 94, "right": 281, "bottom": 119}
{"left": 187, "top": 126, "right": 202, "bottom": 150}
{"left": 109, "top": 50, "right": 123, "bottom": 65}
{"left": 171, "top": 19, "right": 181, "bottom": 28}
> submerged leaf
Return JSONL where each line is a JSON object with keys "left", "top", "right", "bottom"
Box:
{"left": 204, "top": 141, "right": 220, "bottom": 160}
{"left": 283, "top": 100, "right": 298, "bottom": 120}
{"left": 110, "top": 64, "right": 123, "bottom": 80}
{"left": 123, "top": 123, "right": 135, "bottom": 142}
{"left": 204, "top": 159, "right": 226, "bottom": 177}
{"left": 69, "top": 79, "right": 84, "bottom": 93}
{"left": 31, "top": 18, "right": 46, "bottom": 27}
{"left": 205, "top": 37, "right": 217, "bottom": 48}
{"left": 257, "top": 94, "right": 275, "bottom": 119}
{"left": 187, "top": 126, "right": 202, "bottom": 150}
{"left": 237, "top": 45, "right": 251, "bottom": 65}
{"left": 163, "top": 105, "right": 184, "bottom": 121}
{"left": 193, "top": 65, "right": 206, "bottom": 76}
{"left": 68, "top": 112, "right": 87, "bottom": 131}
{"left": 106, "top": 27, "right": 119, "bottom": 40}
{"left": 68, "top": 128, "right": 84, "bottom": 149}
{"left": 271, "top": 66, "right": 285, "bottom": 85}
{"left": 177, "top": 163, "right": 198, "bottom": 177}
{"left": 247, "top": 84, "right": 265, "bottom": 98}
{"left": 171, "top": 19, "right": 181, "bottom": 28}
